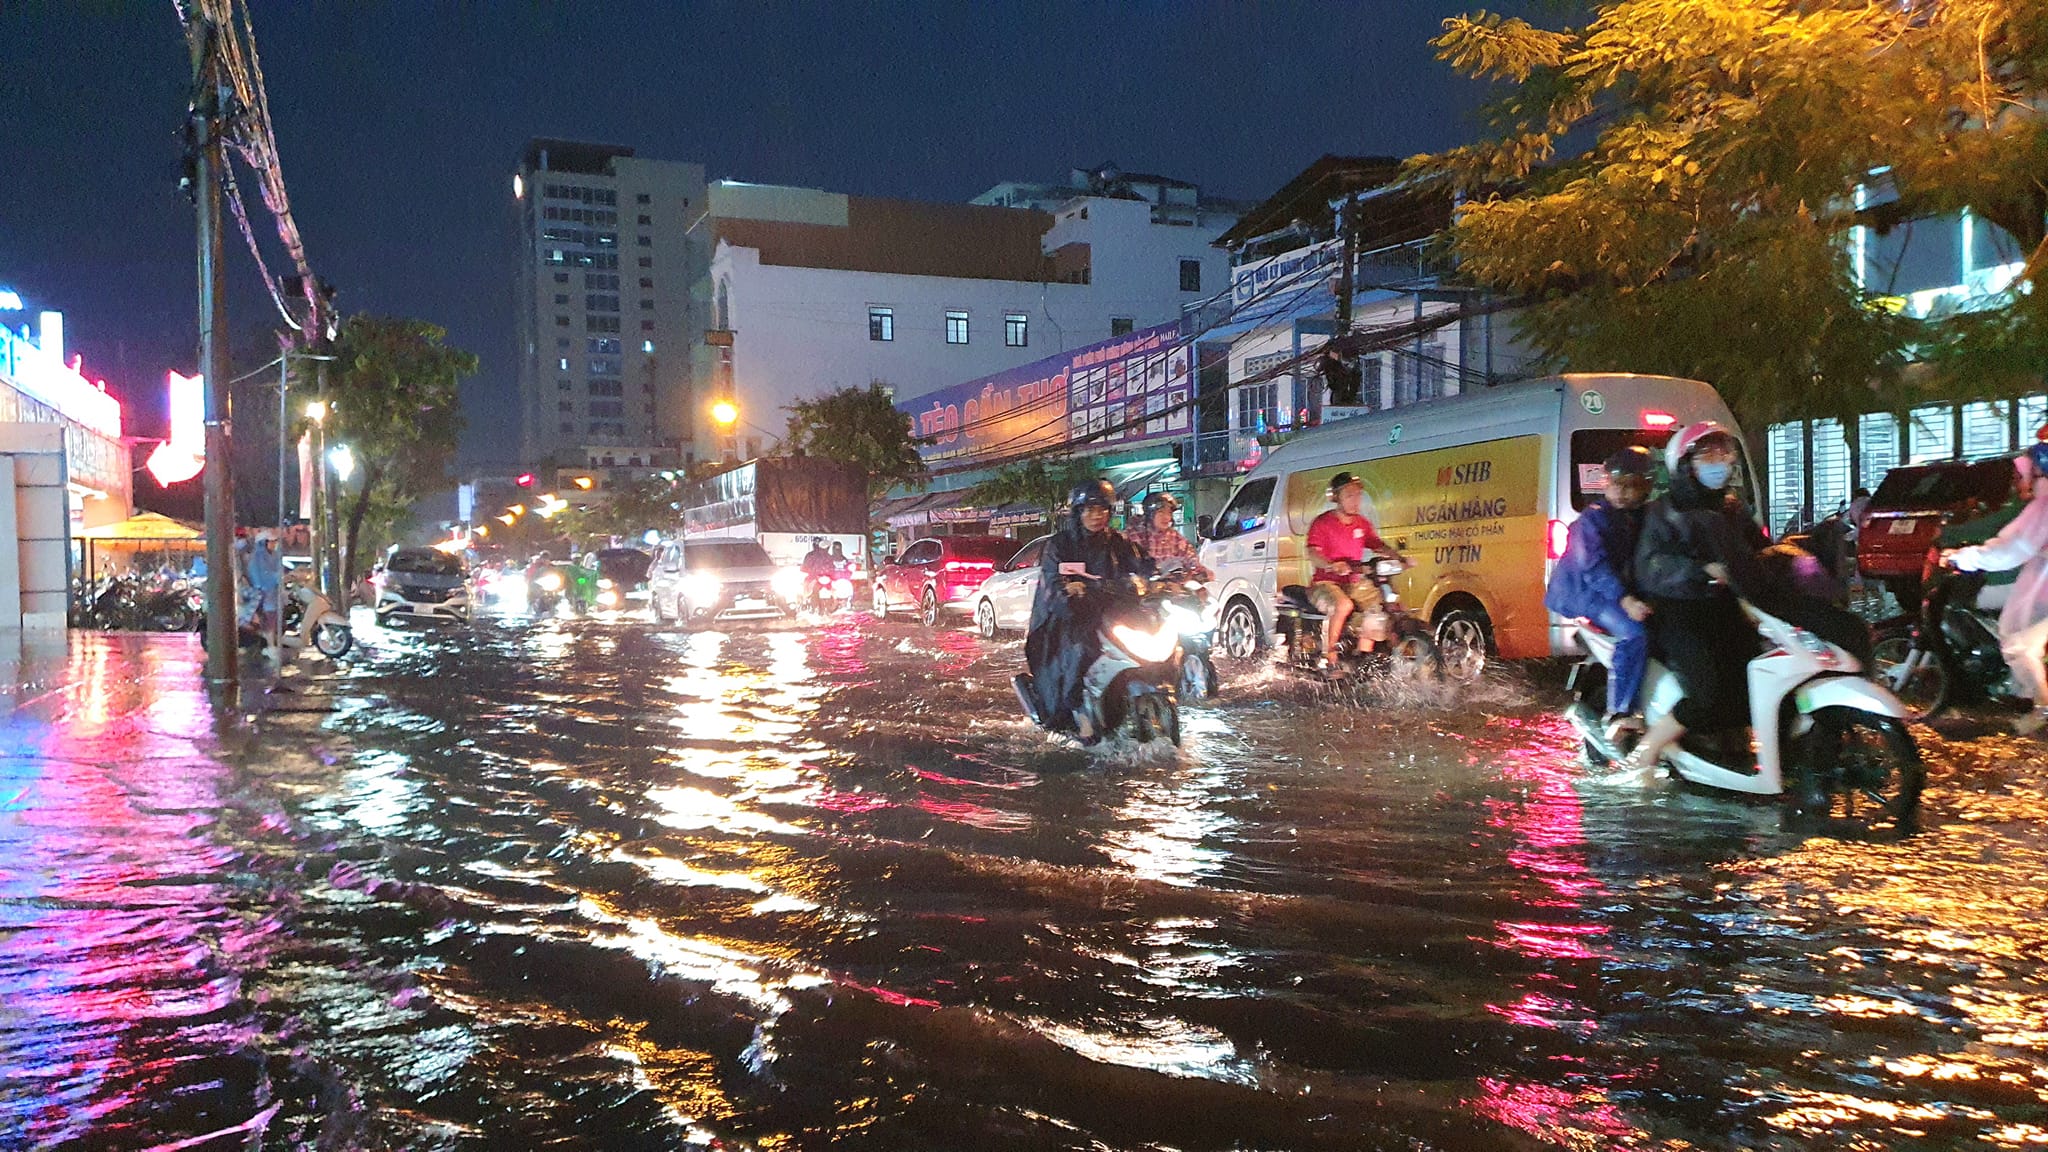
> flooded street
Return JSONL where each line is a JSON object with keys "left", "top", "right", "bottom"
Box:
{"left": 3, "top": 616, "right": 2047, "bottom": 1151}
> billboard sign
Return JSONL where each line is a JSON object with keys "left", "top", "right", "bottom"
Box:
{"left": 905, "top": 323, "right": 1191, "bottom": 465}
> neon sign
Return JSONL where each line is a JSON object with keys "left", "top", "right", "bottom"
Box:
{"left": 146, "top": 372, "right": 205, "bottom": 486}
{"left": 0, "top": 311, "right": 122, "bottom": 439}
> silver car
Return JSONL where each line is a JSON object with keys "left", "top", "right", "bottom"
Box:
{"left": 971, "top": 534, "right": 1049, "bottom": 638}
{"left": 649, "top": 539, "right": 801, "bottom": 624}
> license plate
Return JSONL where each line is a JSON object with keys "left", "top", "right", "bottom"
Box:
{"left": 1888, "top": 519, "right": 1919, "bottom": 535}
{"left": 735, "top": 597, "right": 767, "bottom": 610}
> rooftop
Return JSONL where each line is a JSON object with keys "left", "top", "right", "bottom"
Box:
{"left": 520, "top": 138, "right": 636, "bottom": 176}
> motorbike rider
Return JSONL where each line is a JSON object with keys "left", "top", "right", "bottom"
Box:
{"left": 1944, "top": 435, "right": 2048, "bottom": 737}
{"left": 1305, "top": 471, "right": 1396, "bottom": 673}
{"left": 1624, "top": 423, "right": 1771, "bottom": 775}
{"left": 800, "top": 537, "right": 835, "bottom": 579}
{"left": 1125, "top": 492, "right": 1212, "bottom": 582}
{"left": 1546, "top": 447, "right": 1656, "bottom": 739}
{"left": 1016, "top": 479, "right": 1149, "bottom": 738}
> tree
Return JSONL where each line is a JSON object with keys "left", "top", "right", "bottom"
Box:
{"left": 782, "top": 383, "right": 928, "bottom": 500}
{"left": 561, "top": 473, "right": 680, "bottom": 543}
{"left": 965, "top": 458, "right": 1100, "bottom": 533}
{"left": 1411, "top": 1, "right": 2048, "bottom": 434}
{"left": 297, "top": 316, "right": 476, "bottom": 580}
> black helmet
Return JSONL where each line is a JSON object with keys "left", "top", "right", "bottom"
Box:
{"left": 1328, "top": 471, "right": 1363, "bottom": 498}
{"left": 1141, "top": 492, "right": 1180, "bottom": 517}
{"left": 1068, "top": 479, "right": 1116, "bottom": 514}
{"left": 1604, "top": 446, "right": 1656, "bottom": 478}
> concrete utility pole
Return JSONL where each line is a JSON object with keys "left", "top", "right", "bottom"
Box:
{"left": 190, "top": 17, "right": 237, "bottom": 684}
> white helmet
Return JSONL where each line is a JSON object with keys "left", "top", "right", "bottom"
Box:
{"left": 1665, "top": 420, "right": 1738, "bottom": 475}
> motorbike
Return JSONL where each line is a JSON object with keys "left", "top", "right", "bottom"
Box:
{"left": 200, "top": 583, "right": 352, "bottom": 659}
{"left": 1566, "top": 601, "right": 1923, "bottom": 823}
{"left": 1272, "top": 556, "right": 1442, "bottom": 681}
{"left": 1160, "top": 577, "right": 1220, "bottom": 701}
{"left": 1869, "top": 555, "right": 2011, "bottom": 722}
{"left": 807, "top": 569, "right": 854, "bottom": 615}
{"left": 1012, "top": 573, "right": 1183, "bottom": 746}
{"left": 527, "top": 562, "right": 573, "bottom": 615}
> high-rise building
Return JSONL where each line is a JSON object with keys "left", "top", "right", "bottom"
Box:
{"left": 513, "top": 139, "right": 706, "bottom": 471}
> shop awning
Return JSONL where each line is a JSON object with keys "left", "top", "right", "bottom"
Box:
{"left": 871, "top": 493, "right": 930, "bottom": 523}
{"left": 77, "top": 512, "right": 203, "bottom": 541}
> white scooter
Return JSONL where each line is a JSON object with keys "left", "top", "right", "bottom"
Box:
{"left": 1567, "top": 601, "right": 1923, "bottom": 822}
{"left": 277, "top": 583, "right": 353, "bottom": 659}
{"left": 1014, "top": 573, "right": 1183, "bottom": 746}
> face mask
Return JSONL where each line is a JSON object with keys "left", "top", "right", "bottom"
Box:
{"left": 1693, "top": 462, "right": 1732, "bottom": 490}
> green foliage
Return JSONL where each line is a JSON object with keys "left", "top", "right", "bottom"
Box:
{"left": 1413, "top": 0, "right": 2048, "bottom": 433}
{"left": 295, "top": 315, "right": 477, "bottom": 578}
{"left": 562, "top": 474, "right": 680, "bottom": 542}
{"left": 783, "top": 382, "right": 928, "bottom": 500}
{"left": 966, "top": 458, "right": 1100, "bottom": 530}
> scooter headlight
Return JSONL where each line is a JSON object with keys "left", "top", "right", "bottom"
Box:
{"left": 598, "top": 577, "right": 616, "bottom": 590}
{"left": 1162, "top": 601, "right": 1206, "bottom": 636}
{"left": 1112, "top": 621, "right": 1179, "bottom": 664}
{"left": 535, "top": 571, "right": 564, "bottom": 592}
{"left": 770, "top": 567, "right": 807, "bottom": 599}
{"left": 596, "top": 589, "right": 620, "bottom": 608}
{"left": 832, "top": 578, "right": 853, "bottom": 596}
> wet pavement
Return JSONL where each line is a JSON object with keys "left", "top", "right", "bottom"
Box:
{"left": 2, "top": 615, "right": 2045, "bottom": 1150}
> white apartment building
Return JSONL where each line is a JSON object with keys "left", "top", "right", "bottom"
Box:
{"left": 513, "top": 139, "right": 706, "bottom": 470}
{"left": 689, "top": 175, "right": 1237, "bottom": 460}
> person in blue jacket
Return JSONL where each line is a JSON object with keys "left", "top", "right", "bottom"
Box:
{"left": 1547, "top": 447, "right": 1656, "bottom": 737}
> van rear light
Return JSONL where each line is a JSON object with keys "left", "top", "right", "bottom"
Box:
{"left": 1641, "top": 410, "right": 1677, "bottom": 429}
{"left": 1547, "top": 519, "right": 1570, "bottom": 560}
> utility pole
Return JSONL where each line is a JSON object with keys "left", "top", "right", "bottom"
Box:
{"left": 189, "top": 17, "right": 237, "bottom": 684}
{"left": 273, "top": 339, "right": 289, "bottom": 655}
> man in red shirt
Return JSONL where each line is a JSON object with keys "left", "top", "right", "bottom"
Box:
{"left": 1306, "top": 471, "right": 1394, "bottom": 670}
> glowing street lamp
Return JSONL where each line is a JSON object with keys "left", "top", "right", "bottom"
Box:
{"left": 328, "top": 443, "right": 355, "bottom": 481}
{"left": 305, "top": 399, "right": 328, "bottom": 423}
{"left": 711, "top": 400, "right": 738, "bottom": 428}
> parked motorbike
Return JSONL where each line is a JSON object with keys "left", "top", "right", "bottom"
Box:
{"left": 89, "top": 574, "right": 201, "bottom": 632}
{"left": 1012, "top": 573, "right": 1183, "bottom": 746}
{"left": 282, "top": 584, "right": 353, "bottom": 658}
{"left": 1567, "top": 602, "right": 1923, "bottom": 823}
{"left": 1272, "top": 556, "right": 1441, "bottom": 681}
{"left": 1870, "top": 555, "right": 2011, "bottom": 721}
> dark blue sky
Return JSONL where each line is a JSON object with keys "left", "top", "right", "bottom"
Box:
{"left": 1, "top": 0, "right": 1530, "bottom": 465}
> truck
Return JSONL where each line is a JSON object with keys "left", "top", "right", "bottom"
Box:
{"left": 678, "top": 456, "right": 872, "bottom": 588}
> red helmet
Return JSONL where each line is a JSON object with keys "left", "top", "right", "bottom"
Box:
{"left": 1665, "top": 420, "right": 1738, "bottom": 475}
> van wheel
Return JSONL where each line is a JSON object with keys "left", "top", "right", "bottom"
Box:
{"left": 1434, "top": 606, "right": 1492, "bottom": 683}
{"left": 1218, "top": 599, "right": 1264, "bottom": 661}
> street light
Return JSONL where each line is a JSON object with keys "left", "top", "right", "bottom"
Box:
{"left": 328, "top": 443, "right": 355, "bottom": 481}
{"left": 711, "top": 400, "right": 738, "bottom": 427}
{"left": 305, "top": 399, "right": 327, "bottom": 423}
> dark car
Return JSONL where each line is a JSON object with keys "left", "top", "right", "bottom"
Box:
{"left": 1859, "top": 458, "right": 2017, "bottom": 605}
{"left": 648, "top": 539, "right": 795, "bottom": 624}
{"left": 594, "top": 547, "right": 653, "bottom": 593}
{"left": 873, "top": 535, "right": 1019, "bottom": 627}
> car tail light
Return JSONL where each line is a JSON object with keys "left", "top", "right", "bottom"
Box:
{"left": 1547, "top": 519, "right": 1570, "bottom": 560}
{"left": 943, "top": 560, "right": 993, "bottom": 572}
{"left": 1641, "top": 410, "right": 1677, "bottom": 429}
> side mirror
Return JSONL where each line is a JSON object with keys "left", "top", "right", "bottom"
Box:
{"left": 1196, "top": 514, "right": 1215, "bottom": 540}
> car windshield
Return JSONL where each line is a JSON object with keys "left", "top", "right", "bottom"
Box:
{"left": 1871, "top": 462, "right": 2012, "bottom": 510}
{"left": 387, "top": 549, "right": 464, "bottom": 576}
{"left": 951, "top": 538, "right": 1019, "bottom": 564}
{"left": 684, "top": 542, "right": 772, "bottom": 571}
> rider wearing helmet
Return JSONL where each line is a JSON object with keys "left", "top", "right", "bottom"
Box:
{"left": 800, "top": 536, "right": 835, "bottom": 578}
{"left": 1125, "top": 492, "right": 1212, "bottom": 582}
{"left": 1545, "top": 446, "right": 1657, "bottom": 737}
{"left": 1946, "top": 434, "right": 2048, "bottom": 737}
{"left": 1624, "top": 422, "right": 1770, "bottom": 773}
{"left": 1305, "top": 471, "right": 1396, "bottom": 671}
{"left": 1017, "top": 480, "right": 1150, "bottom": 734}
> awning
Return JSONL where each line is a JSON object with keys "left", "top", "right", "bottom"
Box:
{"left": 923, "top": 490, "right": 985, "bottom": 524}
{"left": 871, "top": 493, "right": 929, "bottom": 523}
{"left": 1113, "top": 463, "right": 1177, "bottom": 501}
{"left": 989, "top": 503, "right": 1049, "bottom": 530}
{"left": 77, "top": 512, "right": 203, "bottom": 541}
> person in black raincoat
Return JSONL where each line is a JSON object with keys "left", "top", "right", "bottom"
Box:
{"left": 1014, "top": 479, "right": 1150, "bottom": 738}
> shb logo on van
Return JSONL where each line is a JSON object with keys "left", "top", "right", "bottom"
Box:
{"left": 1580, "top": 390, "right": 1607, "bottom": 415}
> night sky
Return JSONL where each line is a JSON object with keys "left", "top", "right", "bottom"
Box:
{"left": 2, "top": 0, "right": 1533, "bottom": 468}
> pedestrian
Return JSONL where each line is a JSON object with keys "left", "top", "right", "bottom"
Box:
{"left": 1945, "top": 435, "right": 2048, "bottom": 737}
{"left": 247, "top": 527, "right": 283, "bottom": 634}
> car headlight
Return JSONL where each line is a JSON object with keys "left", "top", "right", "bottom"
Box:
{"left": 770, "top": 567, "right": 806, "bottom": 598}
{"left": 682, "top": 572, "right": 721, "bottom": 605}
{"left": 598, "top": 577, "right": 615, "bottom": 590}
{"left": 1111, "top": 621, "right": 1178, "bottom": 664}
{"left": 535, "top": 571, "right": 564, "bottom": 592}
{"left": 596, "top": 589, "right": 620, "bottom": 608}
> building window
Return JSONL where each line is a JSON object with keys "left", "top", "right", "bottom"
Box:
{"left": 554, "top": 293, "right": 569, "bottom": 305}
{"left": 560, "top": 421, "right": 574, "bottom": 434}
{"left": 945, "top": 310, "right": 969, "bottom": 344}
{"left": 641, "top": 319, "right": 655, "bottom": 331}
{"left": 1005, "top": 314, "right": 1028, "bottom": 347}
{"left": 637, "top": 236, "right": 651, "bottom": 247}
{"left": 586, "top": 294, "right": 618, "bottom": 312}
{"left": 557, "top": 378, "right": 572, "bottom": 391}
{"left": 587, "top": 315, "right": 620, "bottom": 333}
{"left": 589, "top": 356, "right": 619, "bottom": 375}
{"left": 642, "top": 340, "right": 654, "bottom": 353}
{"left": 588, "top": 337, "right": 620, "bottom": 354}
{"left": 640, "top": 298, "right": 654, "bottom": 310}
{"left": 639, "top": 277, "right": 653, "bottom": 289}
{"left": 1110, "top": 317, "right": 1134, "bottom": 337}
{"left": 559, "top": 401, "right": 574, "bottom": 413}
{"left": 637, "top": 214, "right": 651, "bottom": 225}
{"left": 1391, "top": 340, "right": 1446, "bottom": 405}
{"left": 558, "top": 357, "right": 570, "bottom": 371}
{"left": 589, "top": 400, "right": 624, "bottom": 418}
{"left": 1236, "top": 381, "right": 1280, "bottom": 434}
{"left": 638, "top": 256, "right": 653, "bottom": 268}
{"left": 1180, "top": 259, "right": 1202, "bottom": 292}
{"left": 869, "top": 307, "right": 894, "bottom": 341}
{"left": 553, "top": 272, "right": 569, "bottom": 284}
{"left": 555, "top": 315, "right": 569, "bottom": 327}
{"left": 636, "top": 192, "right": 650, "bottom": 204}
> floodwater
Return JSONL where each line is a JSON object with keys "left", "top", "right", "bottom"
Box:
{"left": 1, "top": 615, "right": 2045, "bottom": 1151}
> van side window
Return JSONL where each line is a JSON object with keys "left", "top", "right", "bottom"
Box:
{"left": 1211, "top": 477, "right": 1278, "bottom": 540}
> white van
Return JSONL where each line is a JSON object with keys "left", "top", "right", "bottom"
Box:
{"left": 1198, "top": 373, "right": 1752, "bottom": 667}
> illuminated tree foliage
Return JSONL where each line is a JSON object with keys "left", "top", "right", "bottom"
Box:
{"left": 1413, "top": 1, "right": 2048, "bottom": 430}
{"left": 783, "top": 382, "right": 928, "bottom": 501}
